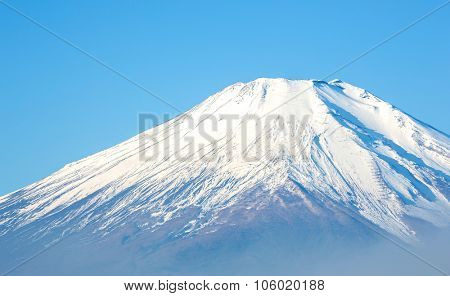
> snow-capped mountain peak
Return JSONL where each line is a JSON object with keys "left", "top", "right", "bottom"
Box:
{"left": 0, "top": 78, "right": 449, "bottom": 249}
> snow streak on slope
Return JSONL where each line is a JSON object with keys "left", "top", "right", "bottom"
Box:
{"left": 0, "top": 78, "right": 449, "bottom": 247}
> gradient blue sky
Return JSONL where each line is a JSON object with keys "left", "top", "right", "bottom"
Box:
{"left": 1, "top": 0, "right": 449, "bottom": 195}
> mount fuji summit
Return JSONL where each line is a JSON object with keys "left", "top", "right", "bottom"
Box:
{"left": 1, "top": 78, "right": 449, "bottom": 275}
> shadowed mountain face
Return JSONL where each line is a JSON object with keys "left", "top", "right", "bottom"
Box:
{"left": 0, "top": 78, "right": 449, "bottom": 275}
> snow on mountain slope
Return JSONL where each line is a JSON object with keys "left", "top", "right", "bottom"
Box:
{"left": 0, "top": 78, "right": 449, "bottom": 253}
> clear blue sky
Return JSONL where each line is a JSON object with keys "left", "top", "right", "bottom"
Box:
{"left": 1, "top": 0, "right": 449, "bottom": 195}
